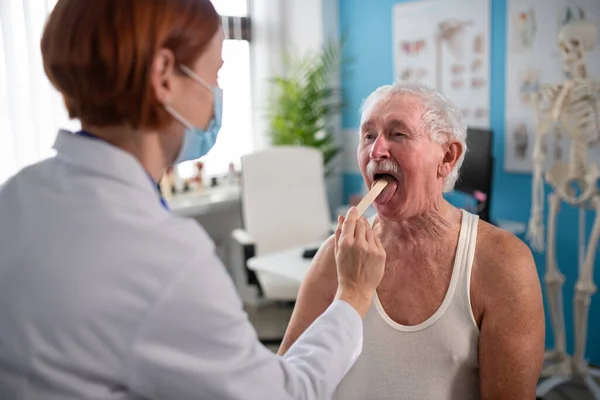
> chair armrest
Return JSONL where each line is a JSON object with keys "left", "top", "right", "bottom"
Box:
{"left": 230, "top": 229, "right": 261, "bottom": 293}
{"left": 231, "top": 229, "right": 255, "bottom": 246}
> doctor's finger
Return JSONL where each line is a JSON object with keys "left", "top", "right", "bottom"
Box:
{"left": 365, "top": 220, "right": 376, "bottom": 247}
{"left": 355, "top": 217, "right": 367, "bottom": 241}
{"left": 335, "top": 216, "right": 343, "bottom": 252}
{"left": 340, "top": 207, "right": 358, "bottom": 240}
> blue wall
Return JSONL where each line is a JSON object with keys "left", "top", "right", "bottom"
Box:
{"left": 339, "top": 0, "right": 600, "bottom": 364}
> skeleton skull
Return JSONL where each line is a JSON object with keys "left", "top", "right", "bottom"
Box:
{"left": 558, "top": 20, "right": 597, "bottom": 71}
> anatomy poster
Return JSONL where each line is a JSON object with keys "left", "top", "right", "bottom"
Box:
{"left": 504, "top": 0, "right": 600, "bottom": 173}
{"left": 392, "top": 0, "right": 491, "bottom": 129}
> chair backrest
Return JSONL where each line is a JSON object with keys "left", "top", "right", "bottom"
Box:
{"left": 240, "top": 146, "right": 331, "bottom": 255}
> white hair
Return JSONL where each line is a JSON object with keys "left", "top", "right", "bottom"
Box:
{"left": 359, "top": 82, "right": 468, "bottom": 193}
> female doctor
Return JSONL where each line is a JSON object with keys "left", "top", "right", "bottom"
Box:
{"left": 0, "top": 0, "right": 386, "bottom": 399}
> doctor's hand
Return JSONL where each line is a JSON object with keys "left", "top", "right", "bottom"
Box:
{"left": 333, "top": 207, "right": 386, "bottom": 318}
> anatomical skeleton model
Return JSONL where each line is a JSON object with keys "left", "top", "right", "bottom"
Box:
{"left": 526, "top": 17, "right": 600, "bottom": 398}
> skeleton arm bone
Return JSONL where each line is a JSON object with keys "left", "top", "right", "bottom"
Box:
{"left": 551, "top": 81, "right": 574, "bottom": 121}
{"left": 527, "top": 94, "right": 547, "bottom": 251}
{"left": 527, "top": 87, "right": 561, "bottom": 252}
{"left": 528, "top": 144, "right": 546, "bottom": 252}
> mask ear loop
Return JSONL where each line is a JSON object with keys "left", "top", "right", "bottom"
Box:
{"left": 180, "top": 65, "right": 214, "bottom": 92}
{"left": 165, "top": 65, "right": 220, "bottom": 130}
{"left": 164, "top": 103, "right": 194, "bottom": 129}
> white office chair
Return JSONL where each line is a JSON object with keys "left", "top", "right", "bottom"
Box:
{"left": 232, "top": 146, "right": 332, "bottom": 301}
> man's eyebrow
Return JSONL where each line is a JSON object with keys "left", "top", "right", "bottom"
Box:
{"left": 386, "top": 119, "right": 412, "bottom": 132}
{"left": 360, "top": 120, "right": 375, "bottom": 133}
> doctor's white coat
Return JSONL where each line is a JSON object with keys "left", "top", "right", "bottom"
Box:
{"left": 0, "top": 130, "right": 362, "bottom": 400}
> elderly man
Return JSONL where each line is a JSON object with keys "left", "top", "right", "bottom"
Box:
{"left": 279, "top": 83, "right": 545, "bottom": 399}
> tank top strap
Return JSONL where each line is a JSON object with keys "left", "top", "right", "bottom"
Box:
{"left": 459, "top": 209, "right": 479, "bottom": 279}
{"left": 453, "top": 209, "right": 479, "bottom": 328}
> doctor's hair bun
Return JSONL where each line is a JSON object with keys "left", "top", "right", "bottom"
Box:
{"left": 41, "top": 0, "right": 220, "bottom": 130}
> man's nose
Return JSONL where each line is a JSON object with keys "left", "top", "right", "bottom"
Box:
{"left": 370, "top": 135, "right": 390, "bottom": 160}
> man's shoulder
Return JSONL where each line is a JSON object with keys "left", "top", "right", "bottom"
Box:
{"left": 300, "top": 234, "right": 338, "bottom": 299}
{"left": 473, "top": 219, "right": 539, "bottom": 303}
{"left": 311, "top": 234, "right": 337, "bottom": 270}
{"left": 475, "top": 219, "right": 534, "bottom": 269}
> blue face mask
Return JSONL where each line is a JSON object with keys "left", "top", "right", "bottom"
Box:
{"left": 165, "top": 65, "right": 223, "bottom": 164}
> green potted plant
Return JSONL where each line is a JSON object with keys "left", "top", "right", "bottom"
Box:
{"left": 266, "top": 40, "right": 348, "bottom": 177}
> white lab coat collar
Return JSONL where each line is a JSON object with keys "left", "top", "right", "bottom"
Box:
{"left": 53, "top": 129, "right": 157, "bottom": 196}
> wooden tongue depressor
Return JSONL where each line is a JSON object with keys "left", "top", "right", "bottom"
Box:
{"left": 355, "top": 180, "right": 388, "bottom": 216}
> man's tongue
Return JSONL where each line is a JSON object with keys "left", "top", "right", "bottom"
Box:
{"left": 374, "top": 176, "right": 398, "bottom": 205}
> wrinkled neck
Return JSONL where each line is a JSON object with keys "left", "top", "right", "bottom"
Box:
{"left": 376, "top": 199, "right": 462, "bottom": 267}
{"left": 379, "top": 209, "right": 446, "bottom": 245}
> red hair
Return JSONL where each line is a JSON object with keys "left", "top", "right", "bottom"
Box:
{"left": 41, "top": 0, "right": 220, "bottom": 129}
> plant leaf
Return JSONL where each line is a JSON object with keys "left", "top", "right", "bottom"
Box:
{"left": 266, "top": 38, "right": 353, "bottom": 175}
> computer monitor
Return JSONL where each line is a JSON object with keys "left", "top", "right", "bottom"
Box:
{"left": 455, "top": 128, "right": 493, "bottom": 221}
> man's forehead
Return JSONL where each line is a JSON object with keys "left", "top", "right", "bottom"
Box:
{"left": 360, "top": 96, "right": 422, "bottom": 129}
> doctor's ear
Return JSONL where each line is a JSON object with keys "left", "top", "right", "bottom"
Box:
{"left": 151, "top": 48, "right": 178, "bottom": 104}
{"left": 438, "top": 140, "right": 463, "bottom": 179}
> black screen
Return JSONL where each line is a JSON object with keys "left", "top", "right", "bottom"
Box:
{"left": 455, "top": 128, "right": 493, "bottom": 221}
{"left": 455, "top": 128, "right": 493, "bottom": 196}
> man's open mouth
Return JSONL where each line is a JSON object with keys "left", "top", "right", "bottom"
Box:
{"left": 373, "top": 172, "right": 399, "bottom": 182}
{"left": 371, "top": 172, "right": 400, "bottom": 205}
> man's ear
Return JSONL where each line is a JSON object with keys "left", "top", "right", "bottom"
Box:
{"left": 150, "top": 48, "right": 177, "bottom": 105}
{"left": 438, "top": 140, "right": 463, "bottom": 179}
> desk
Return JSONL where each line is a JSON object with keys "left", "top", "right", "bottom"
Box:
{"left": 246, "top": 242, "right": 322, "bottom": 284}
{"left": 495, "top": 219, "right": 526, "bottom": 235}
{"left": 168, "top": 186, "right": 243, "bottom": 278}
{"left": 168, "top": 185, "right": 241, "bottom": 218}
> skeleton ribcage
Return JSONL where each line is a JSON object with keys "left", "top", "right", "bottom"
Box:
{"left": 563, "top": 83, "right": 600, "bottom": 144}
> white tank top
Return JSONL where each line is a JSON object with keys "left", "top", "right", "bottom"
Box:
{"left": 334, "top": 209, "right": 480, "bottom": 400}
